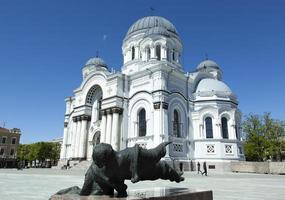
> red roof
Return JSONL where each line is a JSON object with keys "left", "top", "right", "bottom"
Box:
{"left": 0, "top": 127, "right": 10, "bottom": 133}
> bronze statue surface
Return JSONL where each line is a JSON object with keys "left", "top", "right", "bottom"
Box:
{"left": 52, "top": 142, "right": 184, "bottom": 198}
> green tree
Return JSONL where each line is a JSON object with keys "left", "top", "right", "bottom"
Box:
{"left": 17, "top": 141, "right": 61, "bottom": 166}
{"left": 243, "top": 113, "right": 285, "bottom": 161}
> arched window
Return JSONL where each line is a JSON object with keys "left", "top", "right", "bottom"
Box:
{"left": 138, "top": 108, "right": 146, "bottom": 137}
{"left": 156, "top": 45, "right": 161, "bottom": 60}
{"left": 146, "top": 47, "right": 151, "bottom": 61}
{"left": 221, "top": 117, "right": 229, "bottom": 139}
{"left": 86, "top": 85, "right": 102, "bottom": 122}
{"left": 173, "top": 109, "right": 181, "bottom": 137}
{"left": 92, "top": 131, "right": 101, "bottom": 146}
{"left": 131, "top": 46, "right": 135, "bottom": 60}
{"left": 205, "top": 117, "right": 213, "bottom": 138}
{"left": 172, "top": 49, "right": 175, "bottom": 61}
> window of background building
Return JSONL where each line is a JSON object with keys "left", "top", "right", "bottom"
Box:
{"left": 1, "top": 137, "right": 6, "bottom": 144}
{"left": 0, "top": 148, "right": 4, "bottom": 155}
{"left": 10, "top": 148, "right": 14, "bottom": 156}
{"left": 12, "top": 138, "right": 16, "bottom": 145}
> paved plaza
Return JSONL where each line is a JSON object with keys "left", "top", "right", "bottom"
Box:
{"left": 0, "top": 169, "right": 284, "bottom": 200}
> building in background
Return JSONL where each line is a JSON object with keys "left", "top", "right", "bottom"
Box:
{"left": 60, "top": 16, "right": 245, "bottom": 171}
{"left": 0, "top": 127, "right": 21, "bottom": 168}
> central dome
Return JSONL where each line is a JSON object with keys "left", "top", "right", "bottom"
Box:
{"left": 124, "top": 16, "right": 179, "bottom": 41}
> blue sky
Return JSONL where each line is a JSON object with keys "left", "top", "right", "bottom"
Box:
{"left": 0, "top": 0, "right": 284, "bottom": 144}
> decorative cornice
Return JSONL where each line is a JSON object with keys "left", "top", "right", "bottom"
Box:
{"left": 100, "top": 110, "right": 106, "bottom": 116}
{"left": 73, "top": 104, "right": 92, "bottom": 110}
{"left": 72, "top": 114, "right": 91, "bottom": 122}
{"left": 112, "top": 107, "right": 123, "bottom": 114}
{"left": 153, "top": 102, "right": 161, "bottom": 110}
{"left": 64, "top": 122, "right": 68, "bottom": 127}
{"left": 162, "top": 102, "right": 168, "bottom": 110}
{"left": 194, "top": 99, "right": 238, "bottom": 106}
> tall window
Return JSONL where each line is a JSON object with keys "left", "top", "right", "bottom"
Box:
{"left": 173, "top": 110, "right": 181, "bottom": 137}
{"left": 221, "top": 117, "right": 229, "bottom": 139}
{"left": 205, "top": 117, "right": 213, "bottom": 138}
{"left": 98, "top": 97, "right": 102, "bottom": 120}
{"left": 146, "top": 47, "right": 151, "bottom": 61}
{"left": 138, "top": 108, "right": 146, "bottom": 137}
{"left": 131, "top": 46, "right": 135, "bottom": 60}
{"left": 172, "top": 49, "right": 175, "bottom": 61}
{"left": 156, "top": 45, "right": 161, "bottom": 60}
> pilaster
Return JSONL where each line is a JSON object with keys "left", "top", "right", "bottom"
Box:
{"left": 111, "top": 107, "right": 123, "bottom": 150}
{"left": 105, "top": 109, "right": 113, "bottom": 144}
{"left": 100, "top": 110, "right": 107, "bottom": 143}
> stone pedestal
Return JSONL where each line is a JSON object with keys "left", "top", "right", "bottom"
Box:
{"left": 50, "top": 187, "right": 213, "bottom": 200}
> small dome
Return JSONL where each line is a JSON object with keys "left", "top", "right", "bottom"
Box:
{"left": 197, "top": 59, "right": 219, "bottom": 70}
{"left": 124, "top": 16, "right": 179, "bottom": 41}
{"left": 85, "top": 57, "right": 107, "bottom": 68}
{"left": 196, "top": 78, "right": 232, "bottom": 93}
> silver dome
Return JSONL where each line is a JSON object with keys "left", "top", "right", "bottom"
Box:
{"left": 124, "top": 16, "right": 179, "bottom": 41}
{"left": 197, "top": 59, "right": 220, "bottom": 70}
{"left": 85, "top": 57, "right": 107, "bottom": 68}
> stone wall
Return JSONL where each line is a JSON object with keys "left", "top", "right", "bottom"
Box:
{"left": 269, "top": 162, "right": 285, "bottom": 174}
{"left": 231, "top": 161, "right": 285, "bottom": 174}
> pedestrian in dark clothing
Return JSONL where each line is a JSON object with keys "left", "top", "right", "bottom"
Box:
{"left": 202, "top": 161, "right": 207, "bottom": 176}
{"left": 197, "top": 162, "right": 203, "bottom": 174}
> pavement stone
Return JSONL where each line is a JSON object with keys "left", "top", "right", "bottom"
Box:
{"left": 0, "top": 169, "right": 284, "bottom": 200}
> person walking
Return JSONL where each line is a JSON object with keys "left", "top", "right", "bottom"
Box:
{"left": 202, "top": 161, "right": 208, "bottom": 176}
{"left": 197, "top": 162, "right": 203, "bottom": 174}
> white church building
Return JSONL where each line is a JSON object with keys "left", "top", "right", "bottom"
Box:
{"left": 60, "top": 16, "right": 245, "bottom": 170}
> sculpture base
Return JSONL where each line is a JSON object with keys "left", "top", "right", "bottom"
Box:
{"left": 50, "top": 187, "right": 213, "bottom": 200}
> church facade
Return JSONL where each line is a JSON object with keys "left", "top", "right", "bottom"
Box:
{"left": 60, "top": 16, "right": 245, "bottom": 170}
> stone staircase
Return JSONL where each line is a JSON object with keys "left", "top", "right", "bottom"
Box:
{"left": 69, "top": 160, "right": 92, "bottom": 171}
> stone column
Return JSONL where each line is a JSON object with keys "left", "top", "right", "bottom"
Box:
{"left": 199, "top": 124, "right": 204, "bottom": 139}
{"left": 71, "top": 118, "right": 78, "bottom": 158}
{"left": 105, "top": 109, "right": 113, "bottom": 144}
{"left": 216, "top": 123, "right": 222, "bottom": 139}
{"left": 161, "top": 102, "right": 170, "bottom": 157}
{"left": 75, "top": 117, "right": 82, "bottom": 158}
{"left": 162, "top": 47, "right": 167, "bottom": 60}
{"left": 230, "top": 124, "right": 236, "bottom": 140}
{"left": 60, "top": 122, "right": 68, "bottom": 159}
{"left": 153, "top": 102, "right": 161, "bottom": 147}
{"left": 91, "top": 100, "right": 98, "bottom": 123}
{"left": 100, "top": 110, "right": 107, "bottom": 143}
{"left": 79, "top": 116, "right": 89, "bottom": 159}
{"left": 150, "top": 46, "right": 156, "bottom": 60}
{"left": 111, "top": 108, "right": 122, "bottom": 151}
{"left": 135, "top": 46, "right": 140, "bottom": 59}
